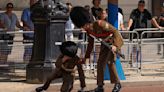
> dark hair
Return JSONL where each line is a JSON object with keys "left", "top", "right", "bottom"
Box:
{"left": 84, "top": 5, "right": 90, "bottom": 11}
{"left": 92, "top": 0, "right": 101, "bottom": 5}
{"left": 138, "top": 0, "right": 145, "bottom": 4}
{"left": 70, "top": 6, "right": 93, "bottom": 28}
{"left": 6, "top": 3, "right": 14, "bottom": 8}
{"left": 59, "top": 41, "right": 78, "bottom": 58}
{"left": 66, "top": 2, "right": 72, "bottom": 6}
{"left": 97, "top": 8, "right": 104, "bottom": 19}
{"left": 118, "top": 8, "right": 123, "bottom": 15}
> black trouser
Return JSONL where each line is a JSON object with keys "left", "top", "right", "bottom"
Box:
{"left": 23, "top": 34, "right": 34, "bottom": 43}
{"left": 0, "top": 34, "right": 14, "bottom": 44}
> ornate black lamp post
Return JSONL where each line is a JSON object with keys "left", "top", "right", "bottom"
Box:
{"left": 26, "top": 0, "right": 68, "bottom": 83}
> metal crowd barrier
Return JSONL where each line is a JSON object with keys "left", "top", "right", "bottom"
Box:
{"left": 0, "top": 29, "right": 87, "bottom": 64}
{"left": 1, "top": 28, "right": 164, "bottom": 78}
{"left": 126, "top": 28, "right": 164, "bottom": 75}
{"left": 0, "top": 29, "right": 34, "bottom": 81}
{"left": 118, "top": 31, "right": 140, "bottom": 72}
{"left": 140, "top": 30, "right": 164, "bottom": 73}
{"left": 59, "top": 29, "right": 141, "bottom": 74}
{"left": 0, "top": 30, "right": 33, "bottom": 65}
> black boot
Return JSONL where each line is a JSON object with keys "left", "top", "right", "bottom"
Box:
{"left": 112, "top": 83, "right": 122, "bottom": 92}
{"left": 94, "top": 86, "right": 104, "bottom": 92}
{"left": 35, "top": 86, "right": 44, "bottom": 92}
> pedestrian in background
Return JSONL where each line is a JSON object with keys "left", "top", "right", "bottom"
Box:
{"left": 21, "top": 0, "right": 37, "bottom": 62}
{"left": 91, "top": 0, "right": 103, "bottom": 20}
{"left": 157, "top": 4, "right": 164, "bottom": 55}
{"left": 65, "top": 2, "right": 74, "bottom": 41}
{"left": 0, "top": 3, "right": 22, "bottom": 63}
{"left": 127, "top": 0, "right": 162, "bottom": 67}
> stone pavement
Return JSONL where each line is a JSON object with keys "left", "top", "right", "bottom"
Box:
{"left": 1, "top": 75, "right": 164, "bottom": 92}
{"left": 37, "top": 75, "right": 164, "bottom": 92}
{"left": 37, "top": 81, "right": 164, "bottom": 92}
{"left": 25, "top": 79, "right": 164, "bottom": 92}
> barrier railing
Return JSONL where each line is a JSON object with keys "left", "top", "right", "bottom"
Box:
{"left": 1, "top": 28, "right": 164, "bottom": 77}
{"left": 140, "top": 30, "right": 164, "bottom": 72}
{"left": 0, "top": 29, "right": 140, "bottom": 67}
{"left": 131, "top": 28, "right": 164, "bottom": 70}
{"left": 119, "top": 31, "right": 140, "bottom": 71}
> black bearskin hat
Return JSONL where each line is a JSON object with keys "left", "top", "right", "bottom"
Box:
{"left": 70, "top": 6, "right": 93, "bottom": 28}
{"left": 59, "top": 41, "right": 78, "bottom": 58}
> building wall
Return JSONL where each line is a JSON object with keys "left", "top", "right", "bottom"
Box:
{"left": 0, "top": 0, "right": 153, "bottom": 23}
{"left": 152, "top": 0, "right": 163, "bottom": 17}
{"left": 63, "top": 0, "right": 107, "bottom": 8}
{"left": 0, "top": 0, "right": 107, "bottom": 10}
{"left": 0, "top": 0, "right": 29, "bottom": 10}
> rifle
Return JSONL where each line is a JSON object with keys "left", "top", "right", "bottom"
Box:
{"left": 89, "top": 34, "right": 125, "bottom": 59}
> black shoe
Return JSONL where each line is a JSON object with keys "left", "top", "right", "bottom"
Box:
{"left": 35, "top": 86, "right": 44, "bottom": 92}
{"left": 112, "top": 83, "right": 122, "bottom": 92}
{"left": 94, "top": 86, "right": 104, "bottom": 92}
{"left": 157, "top": 52, "right": 161, "bottom": 55}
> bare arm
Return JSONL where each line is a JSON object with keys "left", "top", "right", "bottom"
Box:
{"left": 0, "top": 20, "right": 6, "bottom": 28}
{"left": 127, "top": 19, "right": 133, "bottom": 30}
{"left": 120, "top": 23, "right": 126, "bottom": 30}
{"left": 151, "top": 18, "right": 161, "bottom": 28}
{"left": 22, "top": 20, "right": 29, "bottom": 28}
{"left": 22, "top": 20, "right": 32, "bottom": 31}
{"left": 16, "top": 20, "right": 23, "bottom": 29}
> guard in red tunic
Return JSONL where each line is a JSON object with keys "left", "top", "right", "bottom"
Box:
{"left": 70, "top": 6, "right": 123, "bottom": 92}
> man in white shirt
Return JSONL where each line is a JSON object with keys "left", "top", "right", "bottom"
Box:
{"left": 118, "top": 8, "right": 125, "bottom": 31}
{"left": 65, "top": 3, "right": 74, "bottom": 41}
